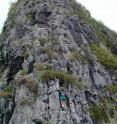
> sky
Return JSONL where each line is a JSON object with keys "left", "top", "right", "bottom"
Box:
{"left": 0, "top": 0, "right": 117, "bottom": 32}
{"left": 0, "top": 0, "right": 16, "bottom": 32}
{"left": 77, "top": 0, "right": 117, "bottom": 32}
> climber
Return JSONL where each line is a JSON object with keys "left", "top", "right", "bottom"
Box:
{"left": 59, "top": 87, "right": 69, "bottom": 110}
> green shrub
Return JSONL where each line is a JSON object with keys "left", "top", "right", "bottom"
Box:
{"left": 0, "top": 33, "right": 6, "bottom": 43}
{"left": 26, "top": 13, "right": 33, "bottom": 21}
{"left": 39, "top": 37, "right": 46, "bottom": 46}
{"left": 40, "top": 70, "right": 83, "bottom": 89}
{"left": 4, "top": 85, "right": 13, "bottom": 93}
{"left": 19, "top": 70, "right": 28, "bottom": 75}
{"left": 89, "top": 95, "right": 116, "bottom": 123}
{"left": 69, "top": 51, "right": 80, "bottom": 61}
{"left": 107, "top": 84, "right": 117, "bottom": 94}
{"left": 46, "top": 64, "right": 52, "bottom": 70}
{"left": 0, "top": 85, "right": 13, "bottom": 98}
{"left": 89, "top": 103, "right": 110, "bottom": 124}
{"left": 71, "top": 0, "right": 117, "bottom": 48}
{"left": 90, "top": 44, "right": 117, "bottom": 69}
{"left": 89, "top": 104, "right": 103, "bottom": 123}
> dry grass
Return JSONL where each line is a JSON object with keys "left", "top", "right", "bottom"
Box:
{"left": 34, "top": 63, "right": 52, "bottom": 71}
{"left": 17, "top": 75, "right": 35, "bottom": 88}
{"left": 0, "top": 91, "right": 11, "bottom": 98}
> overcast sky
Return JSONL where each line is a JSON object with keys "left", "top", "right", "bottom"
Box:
{"left": 0, "top": 0, "right": 117, "bottom": 32}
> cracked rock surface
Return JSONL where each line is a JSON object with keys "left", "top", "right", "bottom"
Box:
{"left": 0, "top": 0, "right": 117, "bottom": 124}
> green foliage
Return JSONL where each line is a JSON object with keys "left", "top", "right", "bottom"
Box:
{"left": 46, "top": 64, "right": 52, "bottom": 70}
{"left": 89, "top": 104, "right": 104, "bottom": 123}
{"left": 26, "top": 13, "right": 33, "bottom": 21}
{"left": 19, "top": 70, "right": 28, "bottom": 75}
{"left": 0, "top": 33, "right": 6, "bottom": 43}
{"left": 0, "top": 85, "right": 13, "bottom": 98}
{"left": 19, "top": 98, "right": 31, "bottom": 106}
{"left": 71, "top": 1, "right": 117, "bottom": 48}
{"left": 39, "top": 37, "right": 46, "bottom": 46}
{"left": 107, "top": 84, "right": 117, "bottom": 94}
{"left": 7, "top": 2, "right": 17, "bottom": 23}
{"left": 35, "top": 63, "right": 47, "bottom": 71}
{"left": 4, "top": 85, "right": 13, "bottom": 93}
{"left": 74, "top": 3, "right": 91, "bottom": 21}
{"left": 35, "top": 62, "right": 52, "bottom": 72}
{"left": 69, "top": 51, "right": 80, "bottom": 61}
{"left": 40, "top": 70, "right": 83, "bottom": 89}
{"left": 0, "top": 91, "right": 11, "bottom": 98}
{"left": 89, "top": 103, "right": 110, "bottom": 124}
{"left": 39, "top": 47, "right": 57, "bottom": 59}
{"left": 89, "top": 93, "right": 117, "bottom": 124}
{"left": 90, "top": 44, "right": 117, "bottom": 69}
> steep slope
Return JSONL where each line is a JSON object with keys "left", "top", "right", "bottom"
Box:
{"left": 0, "top": 0, "right": 117, "bottom": 124}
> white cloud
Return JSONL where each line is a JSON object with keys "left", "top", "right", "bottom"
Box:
{"left": 0, "top": 0, "right": 117, "bottom": 33}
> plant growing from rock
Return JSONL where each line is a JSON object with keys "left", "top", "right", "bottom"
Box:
{"left": 26, "top": 13, "right": 33, "bottom": 21}
{"left": 19, "top": 97, "right": 31, "bottom": 106}
{"left": 7, "top": 1, "right": 17, "bottom": 25}
{"left": 89, "top": 103, "right": 110, "bottom": 124}
{"left": 0, "top": 85, "right": 13, "bottom": 98}
{"left": 89, "top": 93, "right": 117, "bottom": 124}
{"left": 39, "top": 47, "right": 58, "bottom": 60}
{"left": 40, "top": 70, "right": 83, "bottom": 89}
{"left": 68, "top": 51, "right": 80, "bottom": 61}
{"left": 39, "top": 37, "right": 46, "bottom": 46}
{"left": 107, "top": 84, "right": 117, "bottom": 94}
{"left": 0, "top": 33, "right": 6, "bottom": 43}
{"left": 34, "top": 63, "right": 52, "bottom": 71}
{"left": 90, "top": 43, "right": 117, "bottom": 69}
{"left": 17, "top": 75, "right": 35, "bottom": 89}
{"left": 19, "top": 69, "right": 28, "bottom": 75}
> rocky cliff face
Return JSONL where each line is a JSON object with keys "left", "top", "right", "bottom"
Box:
{"left": 0, "top": 0, "right": 117, "bottom": 124}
